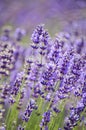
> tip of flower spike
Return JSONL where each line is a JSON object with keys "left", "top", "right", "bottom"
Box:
{"left": 31, "top": 24, "right": 50, "bottom": 45}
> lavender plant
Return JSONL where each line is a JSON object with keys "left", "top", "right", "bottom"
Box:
{"left": 0, "top": 25, "right": 86, "bottom": 130}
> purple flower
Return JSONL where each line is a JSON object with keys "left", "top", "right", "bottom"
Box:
{"left": 31, "top": 24, "right": 49, "bottom": 44}
{"left": 31, "top": 24, "right": 51, "bottom": 60}
{"left": 0, "top": 41, "right": 16, "bottom": 77}
{"left": 11, "top": 71, "right": 24, "bottom": 96}
{"left": 0, "top": 27, "right": 11, "bottom": 41}
{"left": 0, "top": 24, "right": 86, "bottom": 130}
{"left": 40, "top": 110, "right": 50, "bottom": 129}
{"left": 44, "top": 125, "right": 48, "bottom": 130}
{"left": 41, "top": 63, "right": 57, "bottom": 91}
{"left": 75, "top": 38, "right": 84, "bottom": 54}
{"left": 18, "top": 125, "right": 24, "bottom": 130}
{"left": 22, "top": 99, "right": 37, "bottom": 122}
{"left": 53, "top": 107, "right": 60, "bottom": 113}
{"left": 82, "top": 93, "right": 86, "bottom": 106}
{"left": 0, "top": 126, "right": 5, "bottom": 130}
{"left": 14, "top": 28, "right": 26, "bottom": 41}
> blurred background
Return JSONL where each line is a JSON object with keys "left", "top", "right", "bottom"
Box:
{"left": 0, "top": 0, "right": 86, "bottom": 36}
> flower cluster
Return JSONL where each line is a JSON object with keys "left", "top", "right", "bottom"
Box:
{"left": 0, "top": 25, "right": 86, "bottom": 130}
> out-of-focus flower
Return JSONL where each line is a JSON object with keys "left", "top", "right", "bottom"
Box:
{"left": 40, "top": 110, "right": 51, "bottom": 130}
{"left": 0, "top": 41, "right": 16, "bottom": 77}
{"left": 14, "top": 28, "right": 26, "bottom": 41}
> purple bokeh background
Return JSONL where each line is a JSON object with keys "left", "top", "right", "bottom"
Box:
{"left": 0, "top": 0, "right": 86, "bottom": 35}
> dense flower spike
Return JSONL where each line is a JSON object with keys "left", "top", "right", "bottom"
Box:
{"left": 31, "top": 24, "right": 50, "bottom": 44}
{"left": 11, "top": 71, "right": 24, "bottom": 96}
{"left": 31, "top": 24, "right": 51, "bottom": 59}
{"left": 64, "top": 71, "right": 86, "bottom": 130}
{"left": 41, "top": 63, "right": 57, "bottom": 91}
